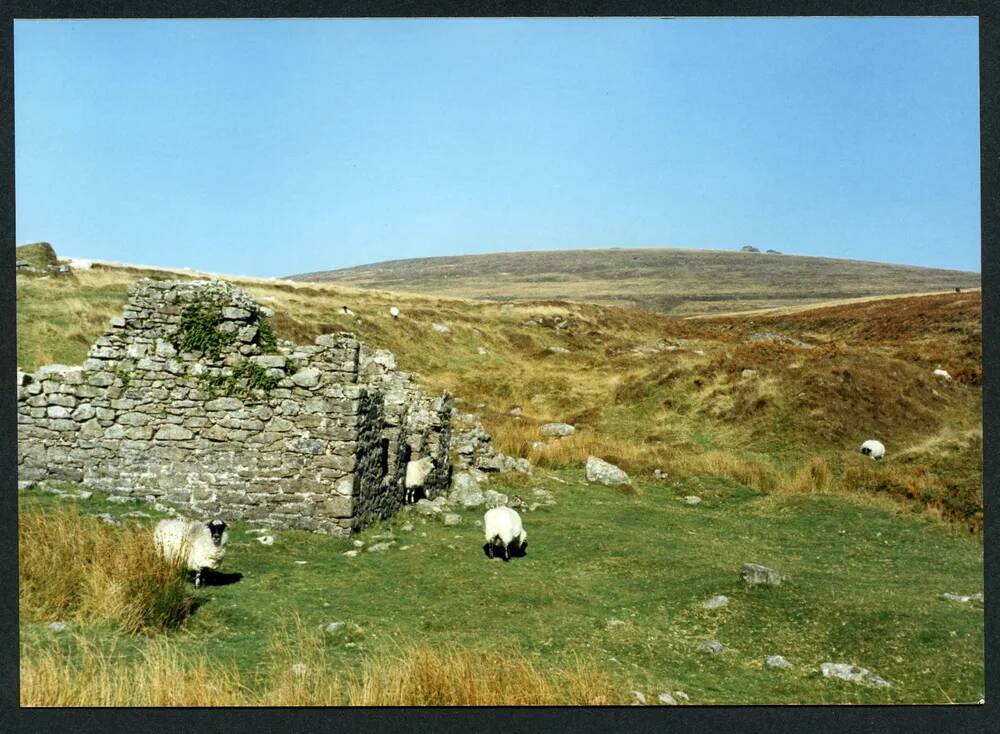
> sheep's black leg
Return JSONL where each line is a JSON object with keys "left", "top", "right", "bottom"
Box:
{"left": 503, "top": 545, "right": 510, "bottom": 562}
{"left": 486, "top": 542, "right": 494, "bottom": 559}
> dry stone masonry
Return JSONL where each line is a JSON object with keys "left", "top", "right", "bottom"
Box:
{"left": 17, "top": 279, "right": 453, "bottom": 536}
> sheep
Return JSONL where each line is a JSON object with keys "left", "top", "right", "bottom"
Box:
{"left": 483, "top": 506, "right": 527, "bottom": 561}
{"left": 340, "top": 305, "right": 355, "bottom": 316}
{"left": 933, "top": 368, "right": 952, "bottom": 381}
{"left": 154, "top": 518, "right": 228, "bottom": 587}
{"left": 389, "top": 306, "right": 400, "bottom": 319}
{"left": 859, "top": 439, "right": 885, "bottom": 461}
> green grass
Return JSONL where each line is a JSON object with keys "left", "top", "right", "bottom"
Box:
{"left": 19, "top": 471, "right": 983, "bottom": 704}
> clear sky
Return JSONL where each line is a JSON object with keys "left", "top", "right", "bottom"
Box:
{"left": 14, "top": 17, "right": 981, "bottom": 277}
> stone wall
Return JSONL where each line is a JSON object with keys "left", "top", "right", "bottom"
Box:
{"left": 17, "top": 279, "right": 452, "bottom": 536}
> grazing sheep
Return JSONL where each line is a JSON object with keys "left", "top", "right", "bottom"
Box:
{"left": 389, "top": 306, "right": 400, "bottom": 319}
{"left": 340, "top": 305, "right": 354, "bottom": 316}
{"left": 859, "top": 439, "right": 885, "bottom": 461}
{"left": 154, "top": 518, "right": 228, "bottom": 587}
{"left": 933, "top": 368, "right": 952, "bottom": 381}
{"left": 483, "top": 506, "right": 527, "bottom": 561}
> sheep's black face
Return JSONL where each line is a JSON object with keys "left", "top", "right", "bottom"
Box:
{"left": 860, "top": 447, "right": 871, "bottom": 456}
{"left": 208, "top": 519, "right": 228, "bottom": 546}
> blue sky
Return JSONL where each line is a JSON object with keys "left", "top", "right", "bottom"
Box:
{"left": 15, "top": 17, "right": 981, "bottom": 277}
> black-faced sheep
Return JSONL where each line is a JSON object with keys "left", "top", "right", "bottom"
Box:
{"left": 483, "top": 506, "right": 527, "bottom": 561}
{"left": 859, "top": 439, "right": 886, "bottom": 460}
{"left": 154, "top": 518, "right": 228, "bottom": 587}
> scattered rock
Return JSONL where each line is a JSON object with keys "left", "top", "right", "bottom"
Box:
{"left": 95, "top": 513, "right": 120, "bottom": 525}
{"left": 508, "top": 406, "right": 523, "bottom": 417}
{"left": 747, "top": 332, "right": 813, "bottom": 349}
{"left": 740, "top": 368, "right": 757, "bottom": 379}
{"left": 586, "top": 456, "right": 631, "bottom": 486}
{"left": 343, "top": 549, "right": 360, "bottom": 557}
{"left": 257, "top": 535, "right": 275, "bottom": 545}
{"left": 702, "top": 595, "right": 730, "bottom": 610}
{"left": 400, "top": 522, "right": 414, "bottom": 532}
{"left": 539, "top": 422, "right": 575, "bottom": 438}
{"left": 412, "top": 499, "right": 442, "bottom": 516}
{"left": 684, "top": 495, "right": 702, "bottom": 505}
{"left": 325, "top": 622, "right": 343, "bottom": 633}
{"left": 933, "top": 368, "right": 952, "bottom": 381}
{"left": 483, "top": 489, "right": 509, "bottom": 509}
{"left": 819, "top": 663, "right": 890, "bottom": 688}
{"left": 546, "top": 346, "right": 570, "bottom": 354}
{"left": 657, "top": 692, "right": 678, "bottom": 705}
{"left": 630, "top": 690, "right": 647, "bottom": 705}
{"left": 442, "top": 513, "right": 462, "bottom": 526}
{"left": 431, "top": 323, "right": 450, "bottom": 334}
{"left": 766, "top": 655, "right": 793, "bottom": 669}
{"left": 352, "top": 539, "right": 365, "bottom": 548}
{"left": 477, "top": 346, "right": 489, "bottom": 355}
{"left": 941, "top": 592, "right": 983, "bottom": 604}
{"left": 697, "top": 639, "right": 725, "bottom": 654}
{"left": 531, "top": 487, "right": 557, "bottom": 505}
{"left": 674, "top": 690, "right": 689, "bottom": 701}
{"left": 741, "top": 562, "right": 782, "bottom": 586}
{"left": 76, "top": 490, "right": 93, "bottom": 500}
{"left": 48, "top": 621, "right": 69, "bottom": 633}
{"left": 366, "top": 542, "right": 393, "bottom": 552}
{"left": 606, "top": 618, "right": 626, "bottom": 628}
{"left": 653, "top": 469, "right": 668, "bottom": 480}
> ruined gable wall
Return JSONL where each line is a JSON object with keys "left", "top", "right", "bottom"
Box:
{"left": 17, "top": 279, "right": 452, "bottom": 535}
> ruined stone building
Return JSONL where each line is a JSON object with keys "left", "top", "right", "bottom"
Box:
{"left": 16, "top": 279, "right": 453, "bottom": 535}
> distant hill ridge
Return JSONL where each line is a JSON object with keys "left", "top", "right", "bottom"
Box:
{"left": 288, "top": 247, "right": 980, "bottom": 316}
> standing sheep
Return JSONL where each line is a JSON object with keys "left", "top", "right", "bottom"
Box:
{"left": 154, "top": 518, "right": 229, "bottom": 587}
{"left": 859, "top": 439, "right": 886, "bottom": 461}
{"left": 389, "top": 306, "right": 400, "bottom": 319}
{"left": 483, "top": 506, "right": 527, "bottom": 561}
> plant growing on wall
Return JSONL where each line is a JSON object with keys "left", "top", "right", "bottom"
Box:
{"left": 175, "top": 303, "right": 236, "bottom": 359}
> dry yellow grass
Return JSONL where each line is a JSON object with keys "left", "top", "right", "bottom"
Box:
{"left": 21, "top": 620, "right": 622, "bottom": 706}
{"left": 19, "top": 504, "right": 195, "bottom": 633}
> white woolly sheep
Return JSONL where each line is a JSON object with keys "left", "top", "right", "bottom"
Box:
{"left": 340, "top": 305, "right": 355, "bottom": 316}
{"left": 154, "top": 518, "right": 228, "bottom": 587}
{"left": 483, "top": 506, "right": 527, "bottom": 561}
{"left": 933, "top": 368, "right": 952, "bottom": 381}
{"left": 389, "top": 306, "right": 400, "bottom": 319}
{"left": 859, "top": 439, "right": 885, "bottom": 461}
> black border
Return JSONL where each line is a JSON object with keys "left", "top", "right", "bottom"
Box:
{"left": 1, "top": 2, "right": 995, "bottom": 733}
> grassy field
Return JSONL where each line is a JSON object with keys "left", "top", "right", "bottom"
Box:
{"left": 16, "top": 254, "right": 983, "bottom": 705}
{"left": 287, "top": 247, "right": 982, "bottom": 315}
{"left": 19, "top": 476, "right": 984, "bottom": 705}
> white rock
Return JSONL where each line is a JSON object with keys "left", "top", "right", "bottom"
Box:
{"left": 352, "top": 539, "right": 365, "bottom": 548}
{"left": 257, "top": 535, "right": 275, "bottom": 545}
{"left": 702, "top": 595, "right": 730, "bottom": 610}
{"left": 48, "top": 621, "right": 69, "bottom": 632}
{"left": 941, "top": 592, "right": 983, "bottom": 603}
{"left": 933, "top": 368, "right": 952, "bottom": 380}
{"left": 343, "top": 549, "right": 360, "bottom": 557}
{"left": 431, "top": 322, "right": 450, "bottom": 333}
{"left": 586, "top": 456, "right": 631, "bottom": 486}
{"left": 766, "top": 655, "right": 793, "bottom": 669}
{"left": 820, "top": 662, "right": 890, "bottom": 688}
{"left": 657, "top": 692, "right": 678, "bottom": 705}
{"left": 685, "top": 496, "right": 702, "bottom": 505}
{"left": 630, "top": 690, "right": 646, "bottom": 705}
{"left": 539, "top": 422, "right": 575, "bottom": 437}
{"left": 325, "top": 622, "right": 343, "bottom": 633}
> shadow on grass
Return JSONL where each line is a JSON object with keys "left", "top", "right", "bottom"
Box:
{"left": 481, "top": 542, "right": 528, "bottom": 562}
{"left": 195, "top": 570, "right": 244, "bottom": 587}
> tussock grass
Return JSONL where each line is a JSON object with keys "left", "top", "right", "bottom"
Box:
{"left": 19, "top": 504, "right": 195, "bottom": 633}
{"left": 21, "top": 620, "right": 621, "bottom": 706}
